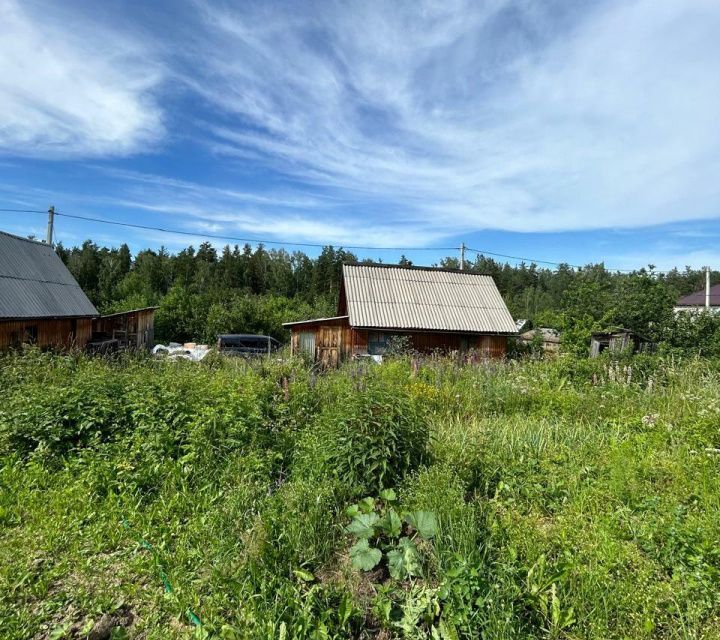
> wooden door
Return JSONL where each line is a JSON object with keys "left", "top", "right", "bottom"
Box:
{"left": 318, "top": 325, "right": 341, "bottom": 368}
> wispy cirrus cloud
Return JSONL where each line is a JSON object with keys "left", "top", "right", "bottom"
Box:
{"left": 1, "top": 0, "right": 719, "bottom": 256}
{"left": 180, "top": 0, "right": 720, "bottom": 234}
{"left": 0, "top": 0, "right": 165, "bottom": 158}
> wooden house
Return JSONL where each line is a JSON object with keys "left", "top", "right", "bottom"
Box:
{"left": 284, "top": 263, "right": 517, "bottom": 367}
{"left": 675, "top": 285, "right": 720, "bottom": 314}
{"left": 0, "top": 230, "right": 98, "bottom": 350}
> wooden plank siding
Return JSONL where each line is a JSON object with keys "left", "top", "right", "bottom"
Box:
{"left": 92, "top": 309, "right": 156, "bottom": 350}
{"left": 0, "top": 318, "right": 93, "bottom": 350}
{"left": 289, "top": 319, "right": 507, "bottom": 365}
{"left": 350, "top": 329, "right": 507, "bottom": 358}
{"left": 289, "top": 317, "right": 352, "bottom": 364}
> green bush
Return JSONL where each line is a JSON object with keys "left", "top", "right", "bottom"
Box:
{"left": 294, "top": 364, "right": 430, "bottom": 496}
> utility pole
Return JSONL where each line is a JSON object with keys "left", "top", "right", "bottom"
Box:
{"left": 46, "top": 205, "right": 55, "bottom": 246}
{"left": 706, "top": 265, "right": 711, "bottom": 310}
{"left": 460, "top": 242, "right": 465, "bottom": 270}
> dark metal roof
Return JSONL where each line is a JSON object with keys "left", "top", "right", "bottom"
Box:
{"left": 0, "top": 230, "right": 98, "bottom": 319}
{"left": 676, "top": 285, "right": 720, "bottom": 307}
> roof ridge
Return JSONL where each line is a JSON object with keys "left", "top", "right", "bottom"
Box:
{"left": 343, "top": 262, "right": 492, "bottom": 276}
{"left": 0, "top": 229, "right": 51, "bottom": 246}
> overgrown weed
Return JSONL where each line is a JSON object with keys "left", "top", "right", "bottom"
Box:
{"left": 1, "top": 350, "right": 720, "bottom": 638}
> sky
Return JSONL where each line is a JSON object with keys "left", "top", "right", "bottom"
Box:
{"left": 1, "top": 0, "right": 719, "bottom": 271}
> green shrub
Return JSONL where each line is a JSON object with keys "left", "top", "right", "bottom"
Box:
{"left": 294, "top": 365, "right": 430, "bottom": 496}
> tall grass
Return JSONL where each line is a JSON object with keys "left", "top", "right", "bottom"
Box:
{"left": 1, "top": 349, "right": 720, "bottom": 638}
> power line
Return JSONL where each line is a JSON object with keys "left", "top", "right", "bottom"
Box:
{"left": 464, "top": 246, "right": 649, "bottom": 274}
{"left": 52, "top": 210, "right": 457, "bottom": 252}
{"left": 0, "top": 205, "right": 669, "bottom": 272}
{"left": 0, "top": 208, "right": 46, "bottom": 214}
{"left": 465, "top": 246, "right": 584, "bottom": 269}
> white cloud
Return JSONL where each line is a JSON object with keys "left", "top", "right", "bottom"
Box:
{"left": 2, "top": 0, "right": 720, "bottom": 247}
{"left": 609, "top": 248, "right": 720, "bottom": 273}
{"left": 183, "top": 0, "right": 720, "bottom": 234}
{"left": 0, "top": 0, "right": 164, "bottom": 157}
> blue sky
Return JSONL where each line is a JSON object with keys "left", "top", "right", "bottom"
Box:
{"left": 1, "top": 0, "right": 719, "bottom": 270}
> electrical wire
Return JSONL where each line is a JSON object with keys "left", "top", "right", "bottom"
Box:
{"left": 0, "top": 205, "right": 670, "bottom": 272}
{"left": 52, "top": 211, "right": 457, "bottom": 252}
{"left": 464, "top": 246, "right": 650, "bottom": 274}
{"left": 0, "top": 208, "right": 47, "bottom": 213}
{"left": 465, "top": 246, "right": 585, "bottom": 270}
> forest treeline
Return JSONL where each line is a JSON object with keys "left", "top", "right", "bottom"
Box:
{"left": 57, "top": 239, "right": 720, "bottom": 354}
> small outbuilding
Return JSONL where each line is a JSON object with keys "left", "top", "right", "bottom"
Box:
{"left": 0, "top": 230, "right": 98, "bottom": 350}
{"left": 284, "top": 263, "right": 517, "bottom": 367}
{"left": 520, "top": 327, "right": 561, "bottom": 353}
{"left": 92, "top": 307, "right": 158, "bottom": 350}
{"left": 589, "top": 328, "right": 654, "bottom": 357}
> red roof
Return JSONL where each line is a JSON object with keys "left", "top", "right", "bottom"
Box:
{"left": 676, "top": 284, "right": 720, "bottom": 307}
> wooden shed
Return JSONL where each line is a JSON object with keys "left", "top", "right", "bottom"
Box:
{"left": 284, "top": 263, "right": 517, "bottom": 367}
{"left": 0, "top": 230, "right": 98, "bottom": 350}
{"left": 520, "top": 327, "right": 561, "bottom": 354}
{"left": 92, "top": 307, "right": 158, "bottom": 350}
{"left": 590, "top": 328, "right": 655, "bottom": 357}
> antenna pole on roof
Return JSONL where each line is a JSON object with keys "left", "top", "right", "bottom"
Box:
{"left": 46, "top": 205, "right": 55, "bottom": 247}
{"left": 460, "top": 242, "right": 465, "bottom": 270}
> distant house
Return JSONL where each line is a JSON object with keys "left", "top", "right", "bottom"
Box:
{"left": 675, "top": 284, "right": 720, "bottom": 314}
{"left": 0, "top": 230, "right": 98, "bottom": 350}
{"left": 590, "top": 328, "right": 654, "bottom": 357}
{"left": 520, "top": 327, "right": 560, "bottom": 353}
{"left": 284, "top": 263, "right": 517, "bottom": 367}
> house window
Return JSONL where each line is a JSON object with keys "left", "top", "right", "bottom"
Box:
{"left": 298, "top": 331, "right": 316, "bottom": 356}
{"left": 368, "top": 331, "right": 388, "bottom": 355}
{"left": 24, "top": 324, "right": 38, "bottom": 344}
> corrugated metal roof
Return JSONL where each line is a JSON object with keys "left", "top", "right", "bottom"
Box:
{"left": 0, "top": 231, "right": 98, "bottom": 319}
{"left": 342, "top": 264, "right": 517, "bottom": 334}
{"left": 100, "top": 306, "right": 159, "bottom": 318}
{"left": 283, "top": 315, "right": 349, "bottom": 327}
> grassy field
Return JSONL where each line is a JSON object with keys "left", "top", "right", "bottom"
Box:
{"left": 1, "top": 350, "right": 720, "bottom": 639}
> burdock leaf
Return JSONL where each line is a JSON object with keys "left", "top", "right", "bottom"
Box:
{"left": 387, "top": 537, "right": 422, "bottom": 580}
{"left": 346, "top": 512, "right": 379, "bottom": 538}
{"left": 404, "top": 511, "right": 437, "bottom": 539}
{"left": 378, "top": 508, "right": 402, "bottom": 537}
{"left": 350, "top": 539, "right": 382, "bottom": 571}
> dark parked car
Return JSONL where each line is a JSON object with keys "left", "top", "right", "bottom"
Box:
{"left": 217, "top": 334, "right": 280, "bottom": 356}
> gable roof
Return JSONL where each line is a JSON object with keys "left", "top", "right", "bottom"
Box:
{"left": 341, "top": 263, "right": 516, "bottom": 334}
{"left": 676, "top": 284, "right": 720, "bottom": 307}
{"left": 0, "top": 231, "right": 98, "bottom": 320}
